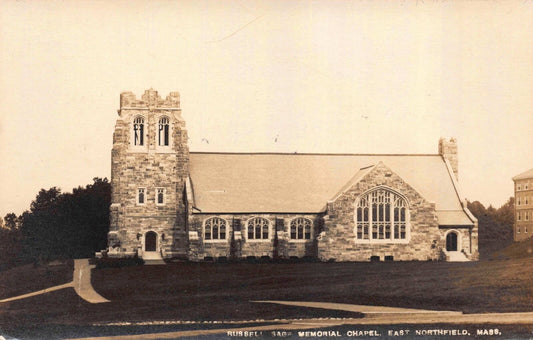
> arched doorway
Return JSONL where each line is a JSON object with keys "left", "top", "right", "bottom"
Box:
{"left": 446, "top": 232, "right": 458, "bottom": 251}
{"left": 145, "top": 231, "right": 157, "bottom": 252}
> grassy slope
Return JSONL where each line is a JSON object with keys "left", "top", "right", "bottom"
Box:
{"left": 2, "top": 258, "right": 533, "bottom": 333}
{"left": 491, "top": 237, "right": 533, "bottom": 260}
{"left": 89, "top": 260, "right": 533, "bottom": 316}
{"left": 0, "top": 260, "right": 73, "bottom": 299}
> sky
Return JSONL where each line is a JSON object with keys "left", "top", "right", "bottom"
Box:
{"left": 1, "top": 0, "right": 533, "bottom": 217}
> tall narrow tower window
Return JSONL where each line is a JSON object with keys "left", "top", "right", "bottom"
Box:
{"left": 156, "top": 188, "right": 165, "bottom": 205}
{"left": 133, "top": 116, "right": 145, "bottom": 146}
{"left": 137, "top": 188, "right": 146, "bottom": 205}
{"left": 158, "top": 117, "right": 170, "bottom": 146}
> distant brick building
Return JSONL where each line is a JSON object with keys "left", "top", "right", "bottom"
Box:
{"left": 102, "top": 89, "right": 478, "bottom": 262}
{"left": 512, "top": 168, "right": 533, "bottom": 241}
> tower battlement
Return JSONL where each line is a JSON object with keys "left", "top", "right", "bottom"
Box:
{"left": 120, "top": 89, "right": 180, "bottom": 109}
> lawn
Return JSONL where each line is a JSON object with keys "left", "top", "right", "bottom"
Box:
{"left": 89, "top": 258, "right": 533, "bottom": 317}
{"left": 0, "top": 260, "right": 73, "bottom": 299}
{"left": 2, "top": 258, "right": 533, "bottom": 338}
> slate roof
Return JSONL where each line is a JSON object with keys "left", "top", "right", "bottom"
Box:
{"left": 188, "top": 152, "right": 475, "bottom": 226}
{"left": 512, "top": 168, "right": 533, "bottom": 181}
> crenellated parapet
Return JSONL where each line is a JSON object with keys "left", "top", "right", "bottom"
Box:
{"left": 119, "top": 88, "right": 180, "bottom": 110}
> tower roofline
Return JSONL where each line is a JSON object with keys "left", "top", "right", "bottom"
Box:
{"left": 120, "top": 89, "right": 180, "bottom": 109}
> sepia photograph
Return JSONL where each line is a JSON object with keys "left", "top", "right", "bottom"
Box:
{"left": 1, "top": 0, "right": 533, "bottom": 339}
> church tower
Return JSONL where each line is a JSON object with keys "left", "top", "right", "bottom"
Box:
{"left": 107, "top": 89, "right": 189, "bottom": 260}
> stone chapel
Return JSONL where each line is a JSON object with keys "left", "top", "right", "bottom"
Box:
{"left": 103, "top": 89, "right": 479, "bottom": 262}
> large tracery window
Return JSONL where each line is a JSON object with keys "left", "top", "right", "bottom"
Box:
{"left": 355, "top": 188, "right": 408, "bottom": 242}
{"left": 290, "top": 218, "right": 312, "bottom": 240}
{"left": 204, "top": 217, "right": 227, "bottom": 241}
{"left": 158, "top": 116, "right": 170, "bottom": 146}
{"left": 247, "top": 217, "right": 270, "bottom": 240}
{"left": 133, "top": 116, "right": 145, "bottom": 146}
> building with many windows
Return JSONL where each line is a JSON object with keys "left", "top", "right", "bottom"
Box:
{"left": 102, "top": 89, "right": 478, "bottom": 262}
{"left": 512, "top": 168, "right": 533, "bottom": 241}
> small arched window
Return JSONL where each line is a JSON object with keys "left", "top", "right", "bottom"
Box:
{"left": 355, "top": 187, "right": 408, "bottom": 242}
{"left": 247, "top": 217, "right": 270, "bottom": 240}
{"left": 156, "top": 188, "right": 165, "bottom": 205}
{"left": 290, "top": 218, "right": 312, "bottom": 240}
{"left": 133, "top": 116, "right": 145, "bottom": 146}
{"left": 204, "top": 217, "right": 227, "bottom": 240}
{"left": 158, "top": 116, "right": 170, "bottom": 146}
{"left": 137, "top": 187, "right": 146, "bottom": 205}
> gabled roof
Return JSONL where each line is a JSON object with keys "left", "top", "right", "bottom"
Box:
{"left": 513, "top": 168, "right": 533, "bottom": 181}
{"left": 188, "top": 152, "right": 473, "bottom": 226}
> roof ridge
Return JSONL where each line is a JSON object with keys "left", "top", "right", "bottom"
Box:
{"left": 189, "top": 151, "right": 440, "bottom": 156}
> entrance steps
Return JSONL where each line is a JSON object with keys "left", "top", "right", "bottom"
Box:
{"left": 446, "top": 251, "right": 470, "bottom": 262}
{"left": 144, "top": 259, "right": 166, "bottom": 265}
{"left": 142, "top": 251, "right": 166, "bottom": 265}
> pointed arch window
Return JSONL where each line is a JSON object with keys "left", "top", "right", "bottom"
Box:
{"left": 156, "top": 188, "right": 165, "bottom": 206}
{"left": 355, "top": 187, "right": 409, "bottom": 242}
{"left": 204, "top": 217, "right": 227, "bottom": 241}
{"left": 247, "top": 217, "right": 270, "bottom": 241}
{"left": 158, "top": 116, "right": 170, "bottom": 146}
{"left": 137, "top": 187, "right": 146, "bottom": 205}
{"left": 290, "top": 218, "right": 312, "bottom": 240}
{"left": 133, "top": 116, "right": 145, "bottom": 146}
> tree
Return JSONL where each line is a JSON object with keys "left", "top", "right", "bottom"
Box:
{"left": 30, "top": 187, "right": 61, "bottom": 212}
{"left": 0, "top": 213, "right": 23, "bottom": 269}
{"left": 19, "top": 178, "right": 111, "bottom": 263}
{"left": 467, "top": 198, "right": 514, "bottom": 259}
{"left": 494, "top": 197, "right": 514, "bottom": 228}
{"left": 4, "top": 213, "right": 19, "bottom": 230}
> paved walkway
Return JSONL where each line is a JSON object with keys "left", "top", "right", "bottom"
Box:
{"left": 253, "top": 300, "right": 462, "bottom": 315}
{"left": 0, "top": 259, "right": 108, "bottom": 304}
{"left": 73, "top": 259, "right": 109, "bottom": 303}
{"left": 0, "top": 282, "right": 73, "bottom": 303}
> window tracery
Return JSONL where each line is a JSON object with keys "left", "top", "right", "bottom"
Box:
{"left": 204, "top": 217, "right": 227, "bottom": 240}
{"left": 355, "top": 187, "right": 408, "bottom": 242}
{"left": 247, "top": 217, "right": 270, "bottom": 240}
{"left": 133, "top": 116, "right": 145, "bottom": 146}
{"left": 290, "top": 218, "right": 312, "bottom": 240}
{"left": 158, "top": 116, "right": 170, "bottom": 146}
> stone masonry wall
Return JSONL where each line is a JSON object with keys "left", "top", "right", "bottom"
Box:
{"left": 447, "top": 227, "right": 478, "bottom": 260}
{"left": 439, "top": 137, "right": 458, "bottom": 180}
{"left": 108, "top": 89, "right": 189, "bottom": 258}
{"left": 187, "top": 214, "right": 321, "bottom": 261}
{"left": 318, "top": 163, "right": 442, "bottom": 262}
